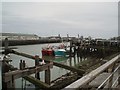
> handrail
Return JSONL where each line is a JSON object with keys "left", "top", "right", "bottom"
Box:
{"left": 63, "top": 54, "right": 120, "bottom": 90}
{"left": 97, "top": 64, "right": 120, "bottom": 89}
{"left": 112, "top": 74, "right": 120, "bottom": 88}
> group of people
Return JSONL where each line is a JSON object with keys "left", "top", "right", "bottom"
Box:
{"left": 72, "top": 43, "right": 106, "bottom": 60}
{"left": 76, "top": 45, "right": 89, "bottom": 60}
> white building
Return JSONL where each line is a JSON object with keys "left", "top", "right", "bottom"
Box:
{"left": 0, "top": 33, "right": 40, "bottom": 40}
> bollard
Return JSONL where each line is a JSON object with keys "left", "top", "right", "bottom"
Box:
{"left": 35, "top": 55, "right": 39, "bottom": 66}
{"left": 23, "top": 60, "right": 26, "bottom": 69}
{"left": 19, "top": 60, "right": 23, "bottom": 70}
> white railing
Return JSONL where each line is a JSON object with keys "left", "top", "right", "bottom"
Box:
{"left": 97, "top": 64, "right": 120, "bottom": 89}
{"left": 63, "top": 54, "right": 120, "bottom": 90}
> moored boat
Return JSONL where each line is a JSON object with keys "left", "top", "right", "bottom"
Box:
{"left": 42, "top": 48, "right": 54, "bottom": 56}
{"left": 41, "top": 44, "right": 69, "bottom": 57}
{"left": 42, "top": 44, "right": 55, "bottom": 56}
{"left": 54, "top": 49, "right": 66, "bottom": 57}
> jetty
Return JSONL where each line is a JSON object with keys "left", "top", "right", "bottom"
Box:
{"left": 2, "top": 38, "right": 84, "bottom": 90}
{"left": 1, "top": 37, "right": 120, "bottom": 90}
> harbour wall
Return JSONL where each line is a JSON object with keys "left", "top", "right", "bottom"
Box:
{"left": 1, "top": 39, "right": 62, "bottom": 46}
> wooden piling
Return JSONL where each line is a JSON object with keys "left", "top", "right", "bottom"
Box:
{"left": 23, "top": 60, "right": 26, "bottom": 69}
{"left": 19, "top": 60, "right": 26, "bottom": 70}
{"left": 19, "top": 60, "right": 23, "bottom": 70}
{"left": 73, "top": 45, "right": 76, "bottom": 57}
{"left": 2, "top": 60, "right": 9, "bottom": 90}
{"left": 69, "top": 41, "right": 72, "bottom": 57}
{"left": 11, "top": 75, "right": 15, "bottom": 90}
{"left": 2, "top": 61, "right": 15, "bottom": 90}
{"left": 35, "top": 55, "right": 40, "bottom": 80}
{"left": 74, "top": 57, "right": 76, "bottom": 65}
{"left": 45, "top": 66, "right": 51, "bottom": 85}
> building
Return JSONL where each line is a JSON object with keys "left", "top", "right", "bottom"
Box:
{"left": 0, "top": 33, "right": 40, "bottom": 41}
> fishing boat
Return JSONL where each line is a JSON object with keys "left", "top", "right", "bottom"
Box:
{"left": 53, "top": 43, "right": 68, "bottom": 57}
{"left": 54, "top": 49, "right": 66, "bottom": 57}
{"left": 42, "top": 48, "right": 54, "bottom": 56}
{"left": 41, "top": 44, "right": 55, "bottom": 56}
{"left": 41, "top": 44, "right": 69, "bottom": 57}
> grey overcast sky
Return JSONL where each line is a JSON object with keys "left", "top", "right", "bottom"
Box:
{"left": 2, "top": 2, "right": 118, "bottom": 39}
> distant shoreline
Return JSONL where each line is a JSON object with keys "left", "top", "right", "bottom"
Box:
{"left": 1, "top": 39, "right": 62, "bottom": 46}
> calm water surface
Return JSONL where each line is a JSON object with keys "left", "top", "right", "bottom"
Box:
{"left": 1, "top": 43, "right": 81, "bottom": 88}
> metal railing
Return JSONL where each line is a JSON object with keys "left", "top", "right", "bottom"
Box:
{"left": 63, "top": 54, "right": 120, "bottom": 90}
{"left": 97, "top": 64, "right": 120, "bottom": 89}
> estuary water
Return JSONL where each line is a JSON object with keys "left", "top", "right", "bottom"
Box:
{"left": 1, "top": 42, "right": 81, "bottom": 88}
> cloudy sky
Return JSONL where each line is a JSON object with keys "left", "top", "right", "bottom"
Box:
{"left": 2, "top": 2, "right": 118, "bottom": 39}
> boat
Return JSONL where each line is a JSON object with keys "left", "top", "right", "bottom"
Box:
{"left": 41, "top": 44, "right": 55, "bottom": 56}
{"left": 42, "top": 48, "right": 54, "bottom": 56}
{"left": 53, "top": 43, "right": 67, "bottom": 57}
{"left": 41, "top": 44, "right": 69, "bottom": 57}
{"left": 54, "top": 49, "right": 66, "bottom": 57}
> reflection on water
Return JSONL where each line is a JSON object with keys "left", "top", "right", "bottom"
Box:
{"left": 42, "top": 55, "right": 79, "bottom": 67}
{"left": 42, "top": 56, "right": 68, "bottom": 62}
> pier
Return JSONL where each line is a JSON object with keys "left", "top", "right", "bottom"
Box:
{"left": 1, "top": 37, "right": 120, "bottom": 90}
{"left": 2, "top": 38, "right": 85, "bottom": 89}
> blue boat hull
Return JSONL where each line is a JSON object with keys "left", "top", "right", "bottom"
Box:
{"left": 54, "top": 50, "right": 66, "bottom": 57}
